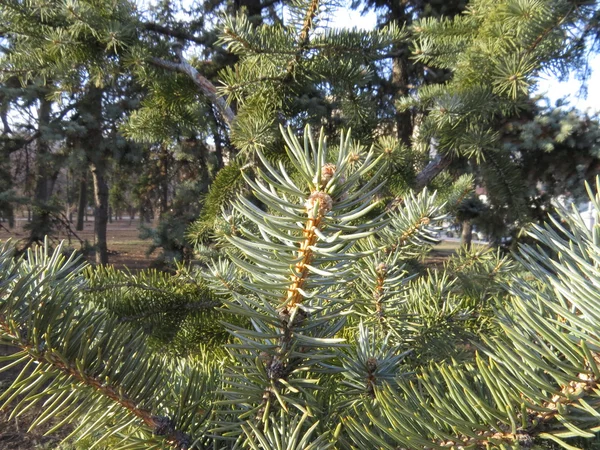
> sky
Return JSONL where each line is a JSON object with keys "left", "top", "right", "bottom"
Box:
{"left": 330, "top": 6, "right": 600, "bottom": 114}
{"left": 535, "top": 55, "right": 600, "bottom": 113}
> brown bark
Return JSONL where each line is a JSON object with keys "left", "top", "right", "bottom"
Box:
{"left": 76, "top": 172, "right": 87, "bottom": 231}
{"left": 91, "top": 162, "right": 109, "bottom": 265}
{"left": 414, "top": 153, "right": 452, "bottom": 191}
{"left": 81, "top": 85, "right": 109, "bottom": 265}
{"left": 461, "top": 219, "right": 472, "bottom": 250}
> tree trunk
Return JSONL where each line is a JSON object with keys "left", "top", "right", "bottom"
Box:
{"left": 81, "top": 85, "right": 108, "bottom": 264}
{"left": 30, "top": 94, "right": 53, "bottom": 243}
{"left": 91, "top": 162, "right": 109, "bottom": 264}
{"left": 392, "top": 54, "right": 412, "bottom": 147}
{"left": 76, "top": 173, "right": 87, "bottom": 231}
{"left": 461, "top": 219, "right": 472, "bottom": 250}
{"left": 153, "top": 144, "right": 170, "bottom": 227}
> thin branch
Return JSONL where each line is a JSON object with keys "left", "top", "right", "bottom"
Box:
{"left": 142, "top": 22, "right": 208, "bottom": 46}
{"left": 1, "top": 131, "right": 41, "bottom": 153}
{"left": 0, "top": 222, "right": 12, "bottom": 233}
{"left": 413, "top": 152, "right": 452, "bottom": 191}
{"left": 0, "top": 319, "right": 193, "bottom": 449}
{"left": 55, "top": 211, "right": 85, "bottom": 245}
{"left": 149, "top": 53, "right": 235, "bottom": 126}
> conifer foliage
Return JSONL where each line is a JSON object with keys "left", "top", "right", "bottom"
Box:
{"left": 2, "top": 0, "right": 600, "bottom": 448}
{"left": 3, "top": 125, "right": 600, "bottom": 449}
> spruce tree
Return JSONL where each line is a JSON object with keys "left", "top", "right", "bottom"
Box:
{"left": 3, "top": 125, "right": 600, "bottom": 449}
{"left": 2, "top": 2, "right": 600, "bottom": 448}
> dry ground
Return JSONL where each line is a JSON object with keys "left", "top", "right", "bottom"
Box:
{"left": 0, "top": 217, "right": 157, "bottom": 270}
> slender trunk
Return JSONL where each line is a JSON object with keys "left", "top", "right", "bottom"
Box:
{"left": 82, "top": 85, "right": 108, "bottom": 264}
{"left": 76, "top": 173, "right": 87, "bottom": 231}
{"left": 153, "top": 145, "right": 170, "bottom": 227}
{"left": 91, "top": 162, "right": 109, "bottom": 264}
{"left": 30, "top": 94, "right": 53, "bottom": 243}
{"left": 392, "top": 54, "right": 412, "bottom": 147}
{"left": 461, "top": 219, "right": 472, "bottom": 250}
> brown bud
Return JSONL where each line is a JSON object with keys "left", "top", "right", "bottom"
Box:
{"left": 305, "top": 191, "right": 333, "bottom": 218}
{"left": 376, "top": 262, "right": 388, "bottom": 276}
{"left": 321, "top": 163, "right": 337, "bottom": 187}
{"left": 366, "top": 357, "right": 378, "bottom": 373}
{"left": 348, "top": 152, "right": 360, "bottom": 163}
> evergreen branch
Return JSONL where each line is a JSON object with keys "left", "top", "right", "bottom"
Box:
{"left": 115, "top": 300, "right": 221, "bottom": 324}
{"left": 413, "top": 153, "right": 452, "bottom": 192}
{"left": 297, "top": 0, "right": 320, "bottom": 46}
{"left": 0, "top": 321, "right": 194, "bottom": 449}
{"left": 83, "top": 266, "right": 231, "bottom": 352}
{"left": 0, "top": 242, "right": 215, "bottom": 449}
{"left": 149, "top": 51, "right": 235, "bottom": 126}
{"left": 525, "top": 4, "right": 574, "bottom": 56}
{"left": 282, "top": 0, "right": 321, "bottom": 82}
{"left": 142, "top": 21, "right": 208, "bottom": 45}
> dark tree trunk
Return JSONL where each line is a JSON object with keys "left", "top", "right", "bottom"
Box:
{"left": 30, "top": 94, "right": 53, "bottom": 243}
{"left": 461, "top": 219, "right": 472, "bottom": 250}
{"left": 90, "top": 162, "right": 109, "bottom": 264}
{"left": 81, "top": 85, "right": 109, "bottom": 265}
{"left": 76, "top": 173, "right": 87, "bottom": 231}
{"left": 154, "top": 145, "right": 170, "bottom": 227}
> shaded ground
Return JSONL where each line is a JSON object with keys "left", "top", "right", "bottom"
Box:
{"left": 0, "top": 218, "right": 156, "bottom": 271}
